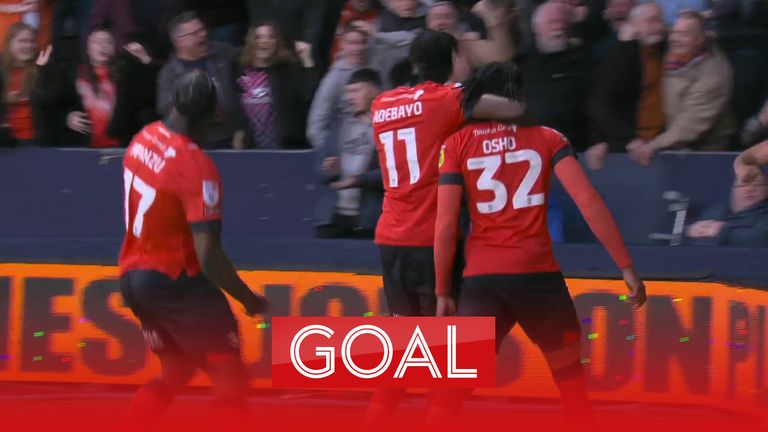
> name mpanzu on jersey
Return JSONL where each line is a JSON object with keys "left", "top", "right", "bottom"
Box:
{"left": 130, "top": 143, "right": 166, "bottom": 174}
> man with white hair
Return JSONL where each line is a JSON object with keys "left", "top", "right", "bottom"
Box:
{"left": 627, "top": 10, "right": 734, "bottom": 165}
{"left": 514, "top": 1, "right": 593, "bottom": 153}
{"left": 587, "top": 1, "right": 667, "bottom": 170}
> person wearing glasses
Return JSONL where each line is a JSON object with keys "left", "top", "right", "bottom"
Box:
{"left": 157, "top": 11, "right": 247, "bottom": 150}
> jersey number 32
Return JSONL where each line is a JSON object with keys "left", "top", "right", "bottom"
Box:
{"left": 467, "top": 150, "right": 545, "bottom": 214}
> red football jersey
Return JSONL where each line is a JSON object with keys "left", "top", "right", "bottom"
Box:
{"left": 439, "top": 122, "right": 572, "bottom": 276}
{"left": 119, "top": 121, "right": 223, "bottom": 278}
{"left": 371, "top": 82, "right": 466, "bottom": 246}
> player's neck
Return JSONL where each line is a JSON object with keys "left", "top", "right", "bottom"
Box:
{"left": 163, "top": 115, "right": 195, "bottom": 141}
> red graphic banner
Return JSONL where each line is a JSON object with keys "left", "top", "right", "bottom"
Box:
{"left": 272, "top": 317, "right": 496, "bottom": 388}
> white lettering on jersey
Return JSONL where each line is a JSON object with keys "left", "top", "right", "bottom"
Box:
{"left": 482, "top": 136, "right": 517, "bottom": 154}
{"left": 373, "top": 102, "right": 424, "bottom": 124}
{"left": 472, "top": 124, "right": 516, "bottom": 137}
{"left": 130, "top": 143, "right": 166, "bottom": 174}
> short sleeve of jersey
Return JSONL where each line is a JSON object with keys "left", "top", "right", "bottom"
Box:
{"left": 442, "top": 84, "right": 468, "bottom": 132}
{"left": 176, "top": 154, "right": 223, "bottom": 225}
{"left": 439, "top": 131, "right": 464, "bottom": 185}
{"left": 544, "top": 127, "right": 574, "bottom": 166}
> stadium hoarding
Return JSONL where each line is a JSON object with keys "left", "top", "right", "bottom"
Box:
{"left": 0, "top": 263, "right": 765, "bottom": 416}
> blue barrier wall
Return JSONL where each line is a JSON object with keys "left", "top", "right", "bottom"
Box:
{"left": 0, "top": 147, "right": 738, "bottom": 243}
{"left": 1, "top": 147, "right": 766, "bottom": 287}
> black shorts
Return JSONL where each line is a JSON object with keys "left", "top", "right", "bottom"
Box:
{"left": 120, "top": 270, "right": 240, "bottom": 367}
{"left": 459, "top": 272, "right": 581, "bottom": 353}
{"left": 379, "top": 243, "right": 463, "bottom": 316}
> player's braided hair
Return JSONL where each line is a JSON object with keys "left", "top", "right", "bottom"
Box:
{"left": 173, "top": 70, "right": 217, "bottom": 121}
{"left": 461, "top": 61, "right": 523, "bottom": 109}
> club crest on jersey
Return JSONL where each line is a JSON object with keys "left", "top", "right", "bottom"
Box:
{"left": 203, "top": 181, "right": 220, "bottom": 207}
{"left": 439, "top": 145, "right": 446, "bottom": 168}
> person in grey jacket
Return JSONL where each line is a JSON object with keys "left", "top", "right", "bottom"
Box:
{"left": 306, "top": 24, "right": 370, "bottom": 149}
{"left": 157, "top": 11, "right": 246, "bottom": 149}
{"left": 314, "top": 68, "right": 383, "bottom": 238}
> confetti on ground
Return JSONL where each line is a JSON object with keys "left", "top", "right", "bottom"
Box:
{"left": 77, "top": 342, "right": 86, "bottom": 347}
{"left": 619, "top": 295, "right": 627, "bottom": 301}
{"left": 257, "top": 323, "right": 271, "bottom": 329}
{"left": 33, "top": 332, "right": 44, "bottom": 337}
{"left": 588, "top": 333, "right": 599, "bottom": 340}
{"left": 363, "top": 312, "right": 373, "bottom": 317}
{"left": 626, "top": 335, "right": 636, "bottom": 341}
{"left": 581, "top": 358, "right": 591, "bottom": 364}
{"left": 32, "top": 356, "right": 43, "bottom": 362}
{"left": 679, "top": 337, "right": 690, "bottom": 343}
{"left": 673, "top": 298, "right": 683, "bottom": 302}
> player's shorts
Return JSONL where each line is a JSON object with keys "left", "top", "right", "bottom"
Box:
{"left": 459, "top": 272, "right": 581, "bottom": 353}
{"left": 120, "top": 270, "right": 241, "bottom": 367}
{"left": 379, "top": 243, "right": 464, "bottom": 316}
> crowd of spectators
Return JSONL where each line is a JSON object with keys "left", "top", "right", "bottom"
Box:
{"left": 0, "top": 0, "right": 766, "bottom": 241}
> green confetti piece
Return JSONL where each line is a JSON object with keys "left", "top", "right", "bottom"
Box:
{"left": 619, "top": 295, "right": 628, "bottom": 301}
{"left": 679, "top": 337, "right": 690, "bottom": 343}
{"left": 256, "top": 323, "right": 271, "bottom": 329}
{"left": 363, "top": 312, "right": 374, "bottom": 317}
{"left": 32, "top": 356, "right": 43, "bottom": 361}
{"left": 588, "top": 333, "right": 599, "bottom": 340}
{"left": 33, "top": 331, "right": 44, "bottom": 337}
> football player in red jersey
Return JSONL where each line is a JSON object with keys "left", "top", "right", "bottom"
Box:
{"left": 366, "top": 30, "right": 527, "bottom": 428}
{"left": 118, "top": 70, "right": 268, "bottom": 431}
{"left": 429, "top": 63, "right": 647, "bottom": 427}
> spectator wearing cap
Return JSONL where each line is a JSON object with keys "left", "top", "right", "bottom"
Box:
{"left": 307, "top": 24, "right": 369, "bottom": 149}
{"left": 236, "top": 22, "right": 319, "bottom": 149}
{"left": 315, "top": 68, "right": 383, "bottom": 238}
{"left": 628, "top": 11, "right": 734, "bottom": 165}
{"left": 587, "top": 2, "right": 666, "bottom": 169}
{"left": 686, "top": 170, "right": 768, "bottom": 247}
{"left": 157, "top": 11, "right": 246, "bottom": 149}
{"left": 514, "top": 1, "right": 593, "bottom": 153}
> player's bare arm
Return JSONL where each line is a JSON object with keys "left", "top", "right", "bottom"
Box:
{"left": 434, "top": 184, "right": 463, "bottom": 316}
{"left": 470, "top": 94, "right": 527, "bottom": 123}
{"left": 554, "top": 156, "right": 647, "bottom": 309}
{"left": 192, "top": 222, "right": 269, "bottom": 316}
{"left": 734, "top": 140, "right": 768, "bottom": 185}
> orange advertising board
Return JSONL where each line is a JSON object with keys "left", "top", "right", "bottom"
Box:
{"left": 0, "top": 264, "right": 765, "bottom": 415}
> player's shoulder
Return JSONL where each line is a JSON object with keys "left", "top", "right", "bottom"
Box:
{"left": 373, "top": 85, "right": 413, "bottom": 106}
{"left": 519, "top": 125, "right": 567, "bottom": 141}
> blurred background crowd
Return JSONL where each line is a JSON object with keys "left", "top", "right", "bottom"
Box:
{"left": 0, "top": 0, "right": 766, "bottom": 245}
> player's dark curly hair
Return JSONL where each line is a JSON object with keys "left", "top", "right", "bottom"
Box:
{"left": 174, "top": 70, "right": 217, "bottom": 122}
{"left": 409, "top": 29, "right": 458, "bottom": 84}
{"left": 461, "top": 61, "right": 523, "bottom": 108}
